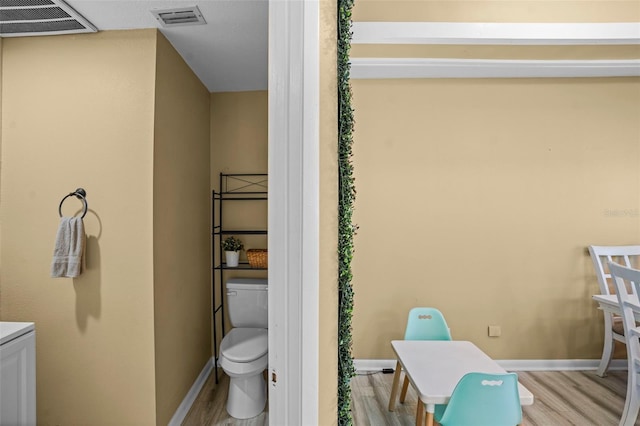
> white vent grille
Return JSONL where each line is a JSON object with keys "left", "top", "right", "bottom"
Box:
{"left": 0, "top": 0, "right": 97, "bottom": 37}
{"left": 151, "top": 6, "right": 206, "bottom": 28}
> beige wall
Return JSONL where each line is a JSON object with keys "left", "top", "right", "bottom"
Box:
{"left": 208, "top": 82, "right": 342, "bottom": 421}
{"left": 351, "top": 0, "right": 640, "bottom": 62}
{"left": 211, "top": 91, "right": 268, "bottom": 181}
{"left": 352, "top": 45, "right": 640, "bottom": 61}
{"left": 153, "top": 33, "right": 211, "bottom": 424}
{"left": 0, "top": 38, "right": 3, "bottom": 260}
{"left": 352, "top": 0, "right": 640, "bottom": 22}
{"left": 0, "top": 29, "right": 212, "bottom": 425}
{"left": 209, "top": 90, "right": 267, "bottom": 272}
{"left": 209, "top": 91, "right": 268, "bottom": 352}
{"left": 349, "top": 0, "right": 640, "bottom": 364}
{"left": 351, "top": 77, "right": 640, "bottom": 360}
{"left": 319, "top": 0, "right": 338, "bottom": 422}
{"left": 208, "top": 58, "right": 340, "bottom": 424}
{"left": 0, "top": 30, "right": 158, "bottom": 423}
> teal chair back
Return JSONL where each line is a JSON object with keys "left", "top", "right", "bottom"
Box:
{"left": 435, "top": 372, "right": 522, "bottom": 426}
{"left": 403, "top": 307, "right": 452, "bottom": 341}
{"left": 389, "top": 307, "right": 453, "bottom": 412}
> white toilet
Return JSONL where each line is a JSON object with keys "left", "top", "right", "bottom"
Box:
{"left": 219, "top": 277, "right": 268, "bottom": 419}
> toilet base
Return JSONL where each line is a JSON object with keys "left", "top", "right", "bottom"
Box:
{"left": 226, "top": 372, "right": 267, "bottom": 419}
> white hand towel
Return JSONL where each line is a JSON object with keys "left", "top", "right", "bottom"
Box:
{"left": 51, "top": 216, "right": 85, "bottom": 278}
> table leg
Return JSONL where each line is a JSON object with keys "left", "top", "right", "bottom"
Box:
{"left": 388, "top": 361, "right": 402, "bottom": 411}
{"left": 426, "top": 411, "right": 433, "bottom": 426}
{"left": 426, "top": 403, "right": 435, "bottom": 426}
{"left": 400, "top": 375, "right": 410, "bottom": 403}
{"left": 416, "top": 399, "right": 424, "bottom": 426}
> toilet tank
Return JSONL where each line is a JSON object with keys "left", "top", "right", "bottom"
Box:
{"left": 226, "top": 278, "right": 268, "bottom": 328}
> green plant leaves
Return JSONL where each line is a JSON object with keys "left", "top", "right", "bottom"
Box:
{"left": 221, "top": 236, "right": 244, "bottom": 252}
{"left": 337, "top": 0, "right": 356, "bottom": 424}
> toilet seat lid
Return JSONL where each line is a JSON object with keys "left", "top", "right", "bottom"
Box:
{"left": 221, "top": 328, "right": 268, "bottom": 363}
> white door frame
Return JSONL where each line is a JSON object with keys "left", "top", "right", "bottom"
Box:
{"left": 268, "top": 0, "right": 320, "bottom": 424}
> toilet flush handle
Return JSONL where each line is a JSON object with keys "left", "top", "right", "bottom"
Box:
{"left": 227, "top": 291, "right": 237, "bottom": 296}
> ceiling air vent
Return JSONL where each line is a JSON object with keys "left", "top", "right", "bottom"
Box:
{"left": 0, "top": 0, "right": 97, "bottom": 37}
{"left": 151, "top": 6, "right": 206, "bottom": 28}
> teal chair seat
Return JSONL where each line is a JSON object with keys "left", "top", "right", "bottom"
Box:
{"left": 388, "top": 307, "right": 452, "bottom": 411}
{"left": 434, "top": 372, "right": 522, "bottom": 426}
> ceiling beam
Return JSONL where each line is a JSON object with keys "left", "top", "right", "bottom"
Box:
{"left": 352, "top": 22, "right": 640, "bottom": 45}
{"left": 350, "top": 58, "right": 640, "bottom": 79}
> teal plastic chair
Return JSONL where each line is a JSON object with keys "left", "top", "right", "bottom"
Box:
{"left": 388, "top": 307, "right": 452, "bottom": 411}
{"left": 434, "top": 372, "right": 522, "bottom": 426}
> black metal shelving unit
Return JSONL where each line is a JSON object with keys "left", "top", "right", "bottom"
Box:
{"left": 212, "top": 173, "right": 268, "bottom": 383}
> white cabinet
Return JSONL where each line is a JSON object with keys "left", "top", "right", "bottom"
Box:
{"left": 0, "top": 322, "right": 35, "bottom": 426}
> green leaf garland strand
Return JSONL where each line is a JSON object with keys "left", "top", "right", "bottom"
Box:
{"left": 338, "top": 0, "right": 356, "bottom": 424}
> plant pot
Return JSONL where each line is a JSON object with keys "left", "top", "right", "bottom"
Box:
{"left": 225, "top": 251, "right": 240, "bottom": 267}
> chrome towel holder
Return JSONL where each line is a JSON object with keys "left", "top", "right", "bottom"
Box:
{"left": 58, "top": 188, "right": 88, "bottom": 219}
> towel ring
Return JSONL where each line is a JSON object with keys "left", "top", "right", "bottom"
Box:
{"left": 58, "top": 188, "right": 88, "bottom": 219}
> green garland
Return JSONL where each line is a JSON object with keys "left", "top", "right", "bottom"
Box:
{"left": 337, "top": 0, "right": 356, "bottom": 424}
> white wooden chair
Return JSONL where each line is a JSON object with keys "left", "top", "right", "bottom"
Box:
{"left": 609, "top": 261, "right": 640, "bottom": 426}
{"left": 589, "top": 245, "right": 640, "bottom": 377}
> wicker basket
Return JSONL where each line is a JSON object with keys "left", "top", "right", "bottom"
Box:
{"left": 246, "top": 249, "right": 268, "bottom": 268}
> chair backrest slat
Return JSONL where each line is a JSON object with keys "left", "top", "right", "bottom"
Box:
{"left": 609, "top": 262, "right": 640, "bottom": 363}
{"left": 589, "top": 245, "right": 640, "bottom": 296}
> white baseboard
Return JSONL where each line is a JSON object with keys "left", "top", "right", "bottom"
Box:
{"left": 354, "top": 358, "right": 628, "bottom": 372}
{"left": 355, "top": 359, "right": 398, "bottom": 371}
{"left": 497, "top": 359, "right": 627, "bottom": 371}
{"left": 168, "top": 357, "right": 214, "bottom": 426}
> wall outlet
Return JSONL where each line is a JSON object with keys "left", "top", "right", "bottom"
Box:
{"left": 488, "top": 325, "right": 501, "bottom": 337}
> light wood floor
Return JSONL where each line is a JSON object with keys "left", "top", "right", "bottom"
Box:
{"left": 352, "top": 369, "right": 640, "bottom": 426}
{"left": 182, "top": 369, "right": 268, "bottom": 426}
{"left": 183, "top": 368, "right": 640, "bottom": 425}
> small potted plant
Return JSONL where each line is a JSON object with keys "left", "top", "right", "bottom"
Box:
{"left": 222, "top": 236, "right": 244, "bottom": 267}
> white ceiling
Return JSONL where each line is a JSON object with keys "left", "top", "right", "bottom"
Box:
{"left": 66, "top": 0, "right": 268, "bottom": 92}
